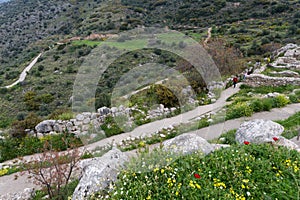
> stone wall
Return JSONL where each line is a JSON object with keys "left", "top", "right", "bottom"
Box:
{"left": 244, "top": 74, "right": 300, "bottom": 87}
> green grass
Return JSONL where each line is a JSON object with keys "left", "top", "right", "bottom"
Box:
{"left": 32, "top": 179, "right": 79, "bottom": 200}
{"left": 0, "top": 133, "right": 83, "bottom": 162}
{"left": 92, "top": 144, "right": 300, "bottom": 199}
{"left": 101, "top": 39, "right": 148, "bottom": 51}
{"left": 72, "top": 40, "right": 102, "bottom": 47}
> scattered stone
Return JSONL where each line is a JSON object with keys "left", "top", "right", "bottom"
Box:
{"left": 76, "top": 114, "right": 85, "bottom": 121}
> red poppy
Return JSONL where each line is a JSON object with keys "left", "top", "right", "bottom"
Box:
{"left": 273, "top": 137, "right": 279, "bottom": 142}
{"left": 194, "top": 173, "right": 201, "bottom": 179}
{"left": 244, "top": 141, "right": 250, "bottom": 145}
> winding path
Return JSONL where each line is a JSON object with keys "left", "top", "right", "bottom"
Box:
{"left": 203, "top": 27, "right": 212, "bottom": 47}
{"left": 3, "top": 53, "right": 42, "bottom": 89}
{"left": 1, "top": 83, "right": 300, "bottom": 197}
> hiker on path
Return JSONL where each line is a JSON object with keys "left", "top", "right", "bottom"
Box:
{"left": 233, "top": 76, "right": 238, "bottom": 88}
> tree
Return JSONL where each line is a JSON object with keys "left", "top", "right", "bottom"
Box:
{"left": 21, "top": 141, "right": 82, "bottom": 200}
{"left": 204, "top": 38, "right": 244, "bottom": 75}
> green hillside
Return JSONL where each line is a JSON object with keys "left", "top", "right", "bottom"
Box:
{"left": 0, "top": 0, "right": 299, "bottom": 128}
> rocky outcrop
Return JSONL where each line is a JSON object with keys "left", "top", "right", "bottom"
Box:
{"left": 0, "top": 188, "right": 35, "bottom": 200}
{"left": 235, "top": 119, "right": 284, "bottom": 144}
{"left": 72, "top": 148, "right": 128, "bottom": 200}
{"left": 243, "top": 43, "right": 300, "bottom": 87}
{"left": 235, "top": 119, "right": 299, "bottom": 150}
{"left": 162, "top": 133, "right": 214, "bottom": 155}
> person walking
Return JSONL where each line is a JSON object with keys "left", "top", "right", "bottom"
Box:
{"left": 233, "top": 76, "right": 238, "bottom": 88}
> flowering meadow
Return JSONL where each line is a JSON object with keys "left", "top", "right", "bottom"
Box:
{"left": 91, "top": 143, "right": 300, "bottom": 199}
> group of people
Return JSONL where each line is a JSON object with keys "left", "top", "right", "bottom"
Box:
{"left": 232, "top": 68, "right": 254, "bottom": 88}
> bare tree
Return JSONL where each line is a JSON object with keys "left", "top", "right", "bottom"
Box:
{"left": 21, "top": 141, "right": 82, "bottom": 199}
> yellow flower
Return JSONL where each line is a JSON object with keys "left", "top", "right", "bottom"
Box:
{"left": 0, "top": 168, "right": 8, "bottom": 176}
{"left": 189, "top": 180, "right": 195, "bottom": 188}
{"left": 176, "top": 191, "right": 179, "bottom": 196}
{"left": 153, "top": 168, "right": 159, "bottom": 173}
{"left": 230, "top": 187, "right": 235, "bottom": 195}
{"left": 146, "top": 195, "right": 151, "bottom": 200}
{"left": 195, "top": 183, "right": 201, "bottom": 189}
{"left": 242, "top": 179, "right": 249, "bottom": 183}
{"left": 161, "top": 169, "right": 165, "bottom": 174}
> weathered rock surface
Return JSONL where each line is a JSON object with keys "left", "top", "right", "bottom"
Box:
{"left": 72, "top": 148, "right": 128, "bottom": 200}
{"left": 0, "top": 188, "right": 35, "bottom": 200}
{"left": 235, "top": 119, "right": 284, "bottom": 144}
{"left": 162, "top": 133, "right": 214, "bottom": 155}
{"left": 35, "top": 120, "right": 56, "bottom": 133}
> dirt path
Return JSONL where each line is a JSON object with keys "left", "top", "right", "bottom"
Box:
{"left": 3, "top": 53, "right": 42, "bottom": 89}
{"left": 1, "top": 101, "right": 299, "bottom": 197}
{"left": 1, "top": 81, "right": 299, "bottom": 197}
{"left": 203, "top": 27, "right": 212, "bottom": 47}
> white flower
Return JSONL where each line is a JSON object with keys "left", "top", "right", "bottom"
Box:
{"left": 247, "top": 192, "right": 251, "bottom": 196}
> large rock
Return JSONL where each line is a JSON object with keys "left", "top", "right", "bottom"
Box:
{"left": 162, "top": 133, "right": 214, "bottom": 155}
{"left": 0, "top": 188, "right": 35, "bottom": 200}
{"left": 35, "top": 120, "right": 56, "bottom": 133}
{"left": 72, "top": 148, "right": 128, "bottom": 200}
{"left": 235, "top": 119, "right": 284, "bottom": 144}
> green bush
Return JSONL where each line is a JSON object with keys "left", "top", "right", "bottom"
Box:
{"left": 273, "top": 95, "right": 290, "bottom": 108}
{"left": 261, "top": 98, "right": 274, "bottom": 111}
{"left": 288, "top": 94, "right": 299, "bottom": 103}
{"left": 0, "top": 133, "right": 82, "bottom": 162}
{"left": 95, "top": 144, "right": 300, "bottom": 199}
{"left": 226, "top": 102, "right": 253, "bottom": 120}
{"left": 249, "top": 99, "right": 264, "bottom": 112}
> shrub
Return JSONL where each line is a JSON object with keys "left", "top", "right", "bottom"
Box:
{"left": 273, "top": 95, "right": 290, "bottom": 108}
{"left": 226, "top": 102, "right": 253, "bottom": 120}
{"left": 288, "top": 94, "right": 299, "bottom": 103}
{"left": 250, "top": 99, "right": 264, "bottom": 112}
{"left": 21, "top": 142, "right": 81, "bottom": 200}
{"left": 261, "top": 98, "right": 274, "bottom": 111}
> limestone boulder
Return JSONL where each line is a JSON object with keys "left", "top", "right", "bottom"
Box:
{"left": 35, "top": 120, "right": 56, "bottom": 133}
{"left": 72, "top": 148, "right": 128, "bottom": 200}
{"left": 235, "top": 119, "right": 284, "bottom": 144}
{"left": 162, "top": 133, "right": 214, "bottom": 155}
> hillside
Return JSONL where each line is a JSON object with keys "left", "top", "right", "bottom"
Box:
{"left": 0, "top": 0, "right": 300, "bottom": 128}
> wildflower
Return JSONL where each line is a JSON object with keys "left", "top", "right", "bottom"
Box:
{"left": 244, "top": 141, "right": 250, "bottom": 145}
{"left": 161, "top": 169, "right": 165, "bottom": 174}
{"left": 175, "top": 191, "right": 179, "bottom": 196}
{"left": 195, "top": 183, "right": 201, "bottom": 189}
{"left": 146, "top": 195, "right": 151, "bottom": 200}
{"left": 242, "top": 179, "right": 249, "bottom": 183}
{"left": 194, "top": 173, "right": 201, "bottom": 179}
{"left": 189, "top": 180, "right": 195, "bottom": 188}
{"left": 273, "top": 137, "right": 279, "bottom": 141}
{"left": 153, "top": 168, "right": 159, "bottom": 173}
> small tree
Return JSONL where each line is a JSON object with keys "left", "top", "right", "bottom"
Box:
{"left": 21, "top": 141, "right": 82, "bottom": 199}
